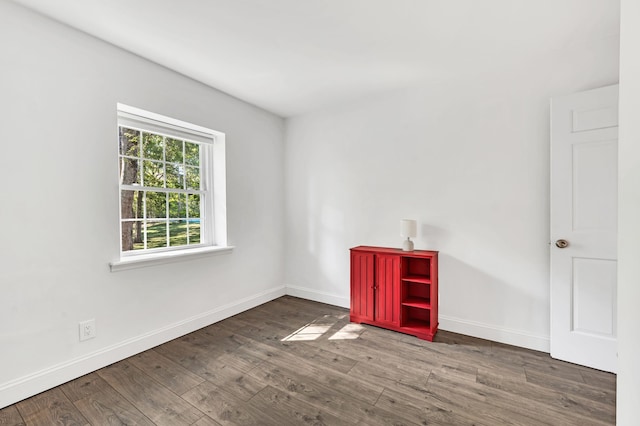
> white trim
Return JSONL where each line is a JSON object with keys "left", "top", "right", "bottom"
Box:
{"left": 120, "top": 185, "right": 205, "bottom": 195}
{"left": 285, "top": 284, "right": 350, "bottom": 309}
{"left": 110, "top": 245, "right": 234, "bottom": 272}
{"left": 0, "top": 285, "right": 551, "bottom": 409}
{"left": 283, "top": 286, "right": 550, "bottom": 352}
{"left": 0, "top": 285, "right": 285, "bottom": 409}
{"left": 116, "top": 103, "right": 228, "bottom": 261}
{"left": 211, "top": 135, "right": 227, "bottom": 246}
{"left": 438, "top": 314, "right": 550, "bottom": 353}
{"left": 117, "top": 103, "right": 219, "bottom": 144}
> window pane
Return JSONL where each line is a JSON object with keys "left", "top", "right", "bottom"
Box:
{"left": 166, "top": 138, "right": 184, "bottom": 163}
{"left": 169, "top": 193, "right": 186, "bottom": 218}
{"left": 143, "top": 160, "right": 165, "bottom": 188}
{"left": 119, "top": 127, "right": 140, "bottom": 157}
{"left": 166, "top": 163, "right": 184, "bottom": 189}
{"left": 118, "top": 107, "right": 221, "bottom": 256}
{"left": 131, "top": 220, "right": 144, "bottom": 250}
{"left": 146, "top": 191, "right": 166, "bottom": 218}
{"left": 186, "top": 166, "right": 200, "bottom": 190}
{"left": 146, "top": 221, "right": 167, "bottom": 249}
{"left": 119, "top": 158, "right": 140, "bottom": 185}
{"left": 121, "top": 190, "right": 143, "bottom": 219}
{"left": 142, "top": 132, "right": 164, "bottom": 160}
{"left": 121, "top": 220, "right": 144, "bottom": 251}
{"left": 169, "top": 220, "right": 187, "bottom": 246}
{"left": 188, "top": 221, "right": 201, "bottom": 244}
{"left": 188, "top": 194, "right": 200, "bottom": 218}
{"left": 185, "top": 142, "right": 200, "bottom": 166}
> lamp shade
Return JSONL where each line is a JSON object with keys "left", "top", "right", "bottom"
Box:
{"left": 400, "top": 219, "right": 417, "bottom": 238}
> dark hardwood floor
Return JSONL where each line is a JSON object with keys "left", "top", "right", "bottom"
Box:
{"left": 0, "top": 296, "right": 616, "bottom": 425}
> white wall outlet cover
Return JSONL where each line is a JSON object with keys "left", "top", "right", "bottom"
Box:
{"left": 79, "top": 319, "right": 96, "bottom": 341}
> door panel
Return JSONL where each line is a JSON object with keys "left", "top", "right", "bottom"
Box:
{"left": 572, "top": 257, "right": 617, "bottom": 337}
{"left": 572, "top": 140, "right": 618, "bottom": 231}
{"left": 572, "top": 107, "right": 617, "bottom": 132}
{"left": 375, "top": 254, "right": 400, "bottom": 326}
{"left": 550, "top": 84, "right": 618, "bottom": 372}
{"left": 350, "top": 251, "right": 374, "bottom": 322}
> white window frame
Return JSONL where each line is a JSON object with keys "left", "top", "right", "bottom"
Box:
{"left": 110, "top": 103, "right": 230, "bottom": 271}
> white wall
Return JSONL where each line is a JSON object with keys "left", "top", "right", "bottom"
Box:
{"left": 0, "top": 2, "right": 285, "bottom": 407}
{"left": 617, "top": 0, "right": 640, "bottom": 422}
{"left": 285, "top": 34, "right": 619, "bottom": 351}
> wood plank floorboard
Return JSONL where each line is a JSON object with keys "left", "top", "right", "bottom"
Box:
{"left": 192, "top": 415, "right": 223, "bottom": 426}
{"left": 237, "top": 340, "right": 385, "bottom": 406}
{"left": 97, "top": 361, "right": 205, "bottom": 425}
{"left": 245, "top": 360, "right": 402, "bottom": 426}
{"left": 374, "top": 386, "right": 493, "bottom": 426}
{"left": 475, "top": 370, "right": 614, "bottom": 425}
{"left": 0, "top": 405, "right": 26, "bottom": 426}
{"left": 580, "top": 368, "right": 618, "bottom": 391}
{"left": 15, "top": 387, "right": 89, "bottom": 426}
{"left": 221, "top": 317, "right": 359, "bottom": 375}
{"left": 246, "top": 386, "right": 349, "bottom": 426}
{"left": 127, "top": 350, "right": 206, "bottom": 396}
{"left": 73, "top": 387, "right": 156, "bottom": 426}
{"left": 182, "top": 381, "right": 270, "bottom": 426}
{"left": 523, "top": 368, "right": 616, "bottom": 406}
{"left": 2, "top": 296, "right": 616, "bottom": 425}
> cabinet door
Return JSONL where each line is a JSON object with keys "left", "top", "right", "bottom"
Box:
{"left": 350, "top": 251, "right": 375, "bottom": 322}
{"left": 375, "top": 254, "right": 401, "bottom": 326}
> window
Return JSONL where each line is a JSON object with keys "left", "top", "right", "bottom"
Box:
{"left": 114, "top": 104, "right": 228, "bottom": 269}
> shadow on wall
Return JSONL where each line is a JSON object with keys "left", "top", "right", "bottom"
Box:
{"left": 419, "top": 223, "right": 449, "bottom": 250}
{"left": 438, "top": 252, "right": 547, "bottom": 337}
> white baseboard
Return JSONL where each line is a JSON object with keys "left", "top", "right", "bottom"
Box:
{"left": 286, "top": 286, "right": 550, "bottom": 353}
{"left": 1, "top": 285, "right": 550, "bottom": 409}
{"left": 0, "top": 285, "right": 285, "bottom": 409}
{"left": 439, "top": 314, "right": 550, "bottom": 353}
{"left": 285, "top": 284, "right": 350, "bottom": 309}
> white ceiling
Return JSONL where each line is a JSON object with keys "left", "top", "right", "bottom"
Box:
{"left": 10, "top": 0, "right": 620, "bottom": 117}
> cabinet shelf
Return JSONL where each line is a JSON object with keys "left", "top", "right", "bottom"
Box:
{"left": 401, "top": 319, "right": 431, "bottom": 334}
{"left": 402, "top": 275, "right": 431, "bottom": 285}
{"left": 401, "top": 297, "right": 431, "bottom": 309}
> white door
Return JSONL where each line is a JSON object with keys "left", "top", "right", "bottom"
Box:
{"left": 550, "top": 84, "right": 618, "bottom": 373}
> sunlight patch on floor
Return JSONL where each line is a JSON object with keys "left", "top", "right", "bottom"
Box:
{"left": 329, "top": 323, "right": 365, "bottom": 340}
{"left": 281, "top": 313, "right": 358, "bottom": 342}
{"left": 281, "top": 324, "right": 332, "bottom": 341}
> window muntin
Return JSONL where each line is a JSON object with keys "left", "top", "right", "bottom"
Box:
{"left": 117, "top": 106, "right": 221, "bottom": 256}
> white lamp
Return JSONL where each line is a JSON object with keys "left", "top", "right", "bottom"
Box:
{"left": 400, "top": 219, "right": 417, "bottom": 251}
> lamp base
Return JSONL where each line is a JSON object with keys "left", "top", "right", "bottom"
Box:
{"left": 402, "top": 238, "right": 414, "bottom": 251}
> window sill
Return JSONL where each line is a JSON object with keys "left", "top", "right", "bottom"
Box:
{"left": 109, "top": 245, "right": 234, "bottom": 272}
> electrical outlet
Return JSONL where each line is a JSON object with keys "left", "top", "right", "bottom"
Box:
{"left": 79, "top": 319, "right": 96, "bottom": 341}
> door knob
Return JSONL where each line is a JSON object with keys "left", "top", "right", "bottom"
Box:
{"left": 555, "top": 239, "right": 569, "bottom": 248}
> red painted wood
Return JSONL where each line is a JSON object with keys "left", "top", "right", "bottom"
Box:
{"left": 375, "top": 254, "right": 400, "bottom": 326}
{"left": 353, "top": 246, "right": 438, "bottom": 257}
{"left": 350, "top": 246, "right": 439, "bottom": 341}
{"left": 431, "top": 252, "right": 438, "bottom": 334}
{"left": 350, "top": 251, "right": 374, "bottom": 322}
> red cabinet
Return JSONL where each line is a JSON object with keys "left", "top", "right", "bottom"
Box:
{"left": 350, "top": 246, "right": 439, "bottom": 341}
